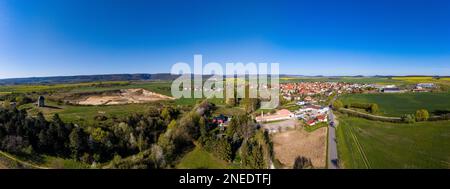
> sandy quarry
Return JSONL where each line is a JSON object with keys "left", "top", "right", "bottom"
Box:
{"left": 76, "top": 88, "right": 174, "bottom": 105}
{"left": 273, "top": 127, "right": 327, "bottom": 168}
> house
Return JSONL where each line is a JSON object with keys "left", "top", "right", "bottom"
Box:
{"left": 413, "top": 88, "right": 428, "bottom": 92}
{"left": 300, "top": 105, "right": 322, "bottom": 112}
{"left": 212, "top": 114, "right": 229, "bottom": 124}
{"left": 316, "top": 115, "right": 327, "bottom": 122}
{"left": 306, "top": 119, "right": 316, "bottom": 126}
{"left": 416, "top": 83, "right": 435, "bottom": 88}
{"left": 296, "top": 101, "right": 307, "bottom": 106}
{"left": 382, "top": 88, "right": 402, "bottom": 93}
{"left": 317, "top": 107, "right": 330, "bottom": 114}
{"left": 37, "top": 96, "right": 45, "bottom": 107}
{"left": 304, "top": 96, "right": 312, "bottom": 102}
{"left": 255, "top": 109, "right": 294, "bottom": 122}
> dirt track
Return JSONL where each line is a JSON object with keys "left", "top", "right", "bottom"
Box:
{"left": 273, "top": 127, "right": 327, "bottom": 168}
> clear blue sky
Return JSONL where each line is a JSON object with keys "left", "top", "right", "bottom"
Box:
{"left": 0, "top": 0, "right": 449, "bottom": 78}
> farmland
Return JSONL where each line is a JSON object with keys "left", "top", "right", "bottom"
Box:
{"left": 339, "top": 93, "right": 450, "bottom": 117}
{"left": 0, "top": 81, "right": 131, "bottom": 94}
{"left": 336, "top": 115, "right": 450, "bottom": 169}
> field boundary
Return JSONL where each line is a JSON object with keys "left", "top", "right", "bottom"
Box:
{"left": 340, "top": 108, "right": 402, "bottom": 122}
{"left": 0, "top": 151, "right": 49, "bottom": 169}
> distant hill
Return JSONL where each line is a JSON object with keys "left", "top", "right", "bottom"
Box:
{"left": 1, "top": 74, "right": 448, "bottom": 85}
{"left": 0, "top": 73, "right": 180, "bottom": 85}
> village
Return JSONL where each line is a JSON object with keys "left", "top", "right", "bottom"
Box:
{"left": 251, "top": 81, "right": 438, "bottom": 133}
{"left": 202, "top": 80, "right": 439, "bottom": 135}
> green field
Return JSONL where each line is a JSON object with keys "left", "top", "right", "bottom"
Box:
{"left": 0, "top": 81, "right": 131, "bottom": 93}
{"left": 22, "top": 101, "right": 157, "bottom": 124}
{"left": 176, "top": 146, "right": 230, "bottom": 169}
{"left": 336, "top": 115, "right": 450, "bottom": 169}
{"left": 340, "top": 93, "right": 450, "bottom": 117}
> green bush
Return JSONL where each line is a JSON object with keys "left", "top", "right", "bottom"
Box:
{"left": 415, "top": 109, "right": 430, "bottom": 122}
{"left": 348, "top": 103, "right": 379, "bottom": 114}
{"left": 401, "top": 114, "right": 416, "bottom": 123}
{"left": 339, "top": 108, "right": 402, "bottom": 123}
{"left": 332, "top": 100, "right": 343, "bottom": 110}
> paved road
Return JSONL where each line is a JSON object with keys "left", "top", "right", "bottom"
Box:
{"left": 327, "top": 95, "right": 340, "bottom": 169}
{"left": 327, "top": 110, "right": 339, "bottom": 169}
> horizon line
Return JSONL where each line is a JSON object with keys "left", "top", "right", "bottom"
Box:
{"left": 1, "top": 73, "right": 449, "bottom": 80}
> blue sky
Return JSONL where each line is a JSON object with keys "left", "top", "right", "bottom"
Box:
{"left": 0, "top": 0, "right": 449, "bottom": 78}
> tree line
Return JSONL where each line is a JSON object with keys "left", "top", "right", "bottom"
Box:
{"left": 1, "top": 98, "right": 272, "bottom": 169}
{"left": 0, "top": 106, "right": 176, "bottom": 166}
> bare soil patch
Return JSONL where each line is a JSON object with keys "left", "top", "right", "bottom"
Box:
{"left": 273, "top": 127, "right": 327, "bottom": 168}
{"left": 75, "top": 88, "right": 174, "bottom": 105}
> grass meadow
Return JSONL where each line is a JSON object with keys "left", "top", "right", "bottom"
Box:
{"left": 176, "top": 146, "right": 230, "bottom": 169}
{"left": 336, "top": 115, "right": 450, "bottom": 169}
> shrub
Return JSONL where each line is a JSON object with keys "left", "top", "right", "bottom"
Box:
{"left": 348, "top": 103, "right": 379, "bottom": 114}
{"left": 293, "top": 156, "right": 313, "bottom": 169}
{"left": 349, "top": 103, "right": 372, "bottom": 110}
{"left": 401, "top": 114, "right": 416, "bottom": 123}
{"left": 370, "top": 103, "right": 379, "bottom": 114}
{"left": 339, "top": 108, "right": 402, "bottom": 123}
{"left": 415, "top": 109, "right": 430, "bottom": 122}
{"left": 332, "top": 100, "right": 343, "bottom": 110}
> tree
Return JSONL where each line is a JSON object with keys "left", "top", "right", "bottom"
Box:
{"left": 161, "top": 107, "right": 179, "bottom": 122}
{"left": 1, "top": 135, "right": 28, "bottom": 154}
{"left": 3, "top": 99, "right": 11, "bottom": 109}
{"left": 369, "top": 103, "right": 379, "bottom": 114}
{"left": 415, "top": 109, "right": 430, "bottom": 122}
{"left": 167, "top": 120, "right": 177, "bottom": 131}
{"left": 293, "top": 156, "right": 313, "bottom": 169}
{"left": 161, "top": 107, "right": 172, "bottom": 121}
{"left": 226, "top": 114, "right": 255, "bottom": 140}
{"left": 332, "top": 100, "right": 343, "bottom": 110}
{"left": 69, "top": 127, "right": 87, "bottom": 159}
{"left": 242, "top": 98, "right": 260, "bottom": 113}
{"left": 215, "top": 138, "right": 232, "bottom": 162}
{"left": 91, "top": 127, "right": 109, "bottom": 143}
{"left": 137, "top": 132, "right": 148, "bottom": 152}
{"left": 149, "top": 144, "right": 166, "bottom": 168}
{"left": 157, "top": 133, "right": 176, "bottom": 162}
{"left": 240, "top": 139, "right": 267, "bottom": 169}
